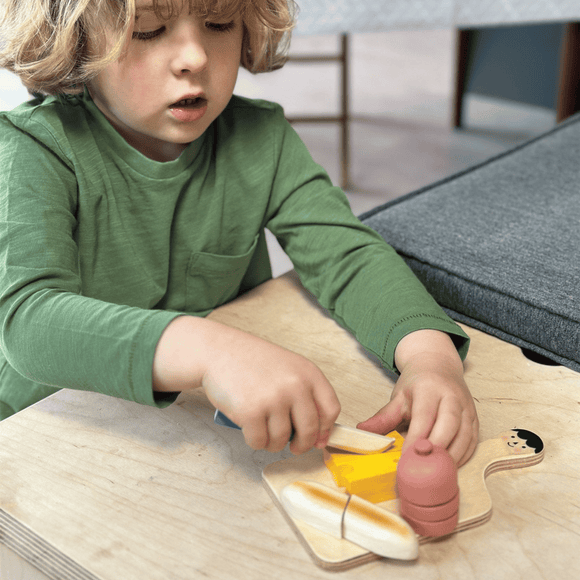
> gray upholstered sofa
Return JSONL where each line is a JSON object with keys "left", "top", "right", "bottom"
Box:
{"left": 360, "top": 113, "right": 580, "bottom": 372}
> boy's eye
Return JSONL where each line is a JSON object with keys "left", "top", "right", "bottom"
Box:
{"left": 205, "top": 20, "right": 236, "bottom": 33}
{"left": 132, "top": 27, "right": 165, "bottom": 41}
{"left": 132, "top": 19, "right": 236, "bottom": 41}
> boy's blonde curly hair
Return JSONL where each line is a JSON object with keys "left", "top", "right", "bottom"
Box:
{"left": 0, "top": 0, "right": 296, "bottom": 95}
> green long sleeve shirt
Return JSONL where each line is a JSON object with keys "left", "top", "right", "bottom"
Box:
{"left": 0, "top": 91, "right": 468, "bottom": 420}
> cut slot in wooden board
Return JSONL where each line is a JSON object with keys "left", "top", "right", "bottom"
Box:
{"left": 262, "top": 428, "right": 544, "bottom": 571}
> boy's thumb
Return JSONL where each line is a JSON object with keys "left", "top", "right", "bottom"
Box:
{"left": 356, "top": 400, "right": 402, "bottom": 435}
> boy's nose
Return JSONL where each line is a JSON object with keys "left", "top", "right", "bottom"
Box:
{"left": 171, "top": 29, "right": 208, "bottom": 75}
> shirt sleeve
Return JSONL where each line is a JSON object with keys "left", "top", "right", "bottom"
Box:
{"left": 264, "top": 110, "right": 469, "bottom": 373}
{"left": 0, "top": 117, "right": 182, "bottom": 408}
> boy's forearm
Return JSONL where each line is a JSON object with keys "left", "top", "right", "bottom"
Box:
{"left": 394, "top": 329, "right": 464, "bottom": 375}
{"left": 152, "top": 315, "right": 211, "bottom": 393}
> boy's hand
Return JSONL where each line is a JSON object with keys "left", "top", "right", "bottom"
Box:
{"left": 357, "top": 329, "right": 479, "bottom": 466}
{"left": 153, "top": 316, "right": 341, "bottom": 454}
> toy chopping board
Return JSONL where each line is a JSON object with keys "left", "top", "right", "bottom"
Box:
{"left": 262, "top": 428, "right": 544, "bottom": 570}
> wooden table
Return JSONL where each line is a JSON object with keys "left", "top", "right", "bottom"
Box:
{"left": 1, "top": 271, "right": 579, "bottom": 580}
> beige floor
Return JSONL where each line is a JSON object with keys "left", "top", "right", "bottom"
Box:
{"left": 234, "top": 29, "right": 556, "bottom": 275}
{"left": 0, "top": 29, "right": 556, "bottom": 276}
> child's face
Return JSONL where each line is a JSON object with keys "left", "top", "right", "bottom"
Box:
{"left": 87, "top": 1, "right": 243, "bottom": 161}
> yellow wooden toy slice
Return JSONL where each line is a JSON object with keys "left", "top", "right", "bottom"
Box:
{"left": 324, "top": 431, "right": 405, "bottom": 503}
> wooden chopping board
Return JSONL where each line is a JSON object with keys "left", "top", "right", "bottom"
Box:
{"left": 262, "top": 428, "right": 545, "bottom": 570}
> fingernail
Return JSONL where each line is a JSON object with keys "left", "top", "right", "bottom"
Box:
{"left": 315, "top": 431, "right": 330, "bottom": 448}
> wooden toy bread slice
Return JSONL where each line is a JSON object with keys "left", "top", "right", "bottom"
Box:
{"left": 326, "top": 424, "right": 395, "bottom": 454}
{"left": 342, "top": 493, "right": 418, "bottom": 560}
{"left": 280, "top": 480, "right": 418, "bottom": 561}
{"left": 280, "top": 480, "right": 347, "bottom": 539}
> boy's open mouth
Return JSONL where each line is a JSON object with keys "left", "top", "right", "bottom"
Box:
{"left": 169, "top": 97, "right": 207, "bottom": 109}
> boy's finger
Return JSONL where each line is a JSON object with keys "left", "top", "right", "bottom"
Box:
{"left": 457, "top": 431, "right": 478, "bottom": 467}
{"left": 400, "top": 393, "right": 438, "bottom": 452}
{"left": 425, "top": 397, "right": 462, "bottom": 451}
{"left": 447, "top": 414, "right": 479, "bottom": 466}
{"left": 288, "top": 400, "right": 320, "bottom": 455}
{"left": 313, "top": 384, "right": 341, "bottom": 447}
{"left": 356, "top": 398, "right": 403, "bottom": 434}
{"left": 266, "top": 412, "right": 294, "bottom": 453}
{"left": 242, "top": 416, "right": 269, "bottom": 450}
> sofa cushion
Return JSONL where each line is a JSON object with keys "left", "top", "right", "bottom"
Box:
{"left": 360, "top": 114, "right": 580, "bottom": 372}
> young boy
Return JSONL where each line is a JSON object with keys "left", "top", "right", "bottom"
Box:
{"left": 0, "top": 0, "right": 478, "bottom": 464}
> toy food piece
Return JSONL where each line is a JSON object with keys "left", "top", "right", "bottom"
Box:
{"left": 280, "top": 480, "right": 347, "bottom": 539}
{"left": 325, "top": 424, "right": 396, "bottom": 455}
{"left": 324, "top": 430, "right": 405, "bottom": 503}
{"left": 396, "top": 439, "right": 459, "bottom": 537}
{"left": 342, "top": 494, "right": 418, "bottom": 561}
{"left": 280, "top": 480, "right": 419, "bottom": 561}
{"left": 214, "top": 411, "right": 395, "bottom": 454}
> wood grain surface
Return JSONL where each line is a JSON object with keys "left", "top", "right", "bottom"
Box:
{"left": 0, "top": 271, "right": 579, "bottom": 580}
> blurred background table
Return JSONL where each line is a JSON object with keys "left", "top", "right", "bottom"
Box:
{"left": 291, "top": 0, "right": 580, "bottom": 187}
{"left": 295, "top": 0, "right": 580, "bottom": 34}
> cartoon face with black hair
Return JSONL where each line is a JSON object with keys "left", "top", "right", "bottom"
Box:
{"left": 500, "top": 429, "right": 544, "bottom": 455}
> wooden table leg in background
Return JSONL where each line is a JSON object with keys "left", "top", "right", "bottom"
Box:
{"left": 453, "top": 29, "right": 472, "bottom": 129}
{"left": 557, "top": 22, "right": 580, "bottom": 122}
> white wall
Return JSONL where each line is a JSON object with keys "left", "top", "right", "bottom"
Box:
{"left": 0, "top": 69, "right": 29, "bottom": 111}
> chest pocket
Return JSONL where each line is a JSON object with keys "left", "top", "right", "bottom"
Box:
{"left": 186, "top": 235, "right": 259, "bottom": 313}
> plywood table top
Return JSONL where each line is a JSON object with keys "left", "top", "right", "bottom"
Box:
{"left": 1, "top": 271, "right": 579, "bottom": 580}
